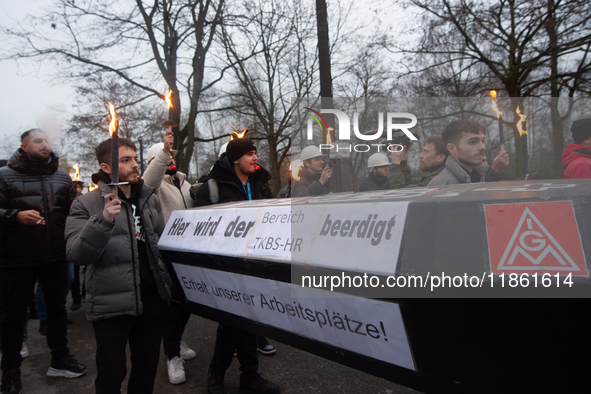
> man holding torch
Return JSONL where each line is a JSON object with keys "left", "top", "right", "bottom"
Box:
{"left": 143, "top": 130, "right": 195, "bottom": 385}
{"left": 193, "top": 137, "right": 279, "bottom": 394}
{"left": 0, "top": 129, "right": 87, "bottom": 394}
{"left": 65, "top": 137, "right": 173, "bottom": 394}
{"left": 428, "top": 120, "right": 509, "bottom": 186}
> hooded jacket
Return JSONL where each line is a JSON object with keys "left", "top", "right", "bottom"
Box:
{"left": 65, "top": 171, "right": 172, "bottom": 321}
{"left": 142, "top": 148, "right": 192, "bottom": 222}
{"left": 428, "top": 156, "right": 492, "bottom": 186}
{"left": 359, "top": 171, "right": 390, "bottom": 192}
{"left": 193, "top": 154, "right": 273, "bottom": 206}
{"left": 291, "top": 167, "right": 332, "bottom": 197}
{"left": 562, "top": 144, "right": 591, "bottom": 179}
{"left": 0, "top": 149, "right": 75, "bottom": 267}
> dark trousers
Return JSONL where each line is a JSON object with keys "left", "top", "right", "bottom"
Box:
{"left": 0, "top": 261, "right": 69, "bottom": 371}
{"left": 210, "top": 323, "right": 258, "bottom": 380}
{"left": 162, "top": 304, "right": 191, "bottom": 359}
{"left": 71, "top": 264, "right": 81, "bottom": 304}
{"left": 92, "top": 295, "right": 164, "bottom": 394}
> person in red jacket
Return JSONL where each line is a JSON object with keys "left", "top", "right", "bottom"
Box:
{"left": 563, "top": 118, "right": 591, "bottom": 179}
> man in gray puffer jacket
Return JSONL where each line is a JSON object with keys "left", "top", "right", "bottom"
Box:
{"left": 65, "top": 138, "right": 173, "bottom": 394}
{"left": 428, "top": 119, "right": 509, "bottom": 186}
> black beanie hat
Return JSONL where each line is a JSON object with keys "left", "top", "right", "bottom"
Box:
{"left": 571, "top": 118, "right": 591, "bottom": 144}
{"left": 226, "top": 138, "right": 256, "bottom": 162}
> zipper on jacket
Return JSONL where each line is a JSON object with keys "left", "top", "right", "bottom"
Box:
{"left": 170, "top": 177, "right": 188, "bottom": 209}
{"left": 140, "top": 189, "right": 171, "bottom": 300}
{"left": 39, "top": 176, "right": 51, "bottom": 253}
{"left": 121, "top": 199, "right": 140, "bottom": 315}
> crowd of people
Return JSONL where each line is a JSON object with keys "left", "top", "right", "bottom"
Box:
{"left": 0, "top": 116, "right": 589, "bottom": 394}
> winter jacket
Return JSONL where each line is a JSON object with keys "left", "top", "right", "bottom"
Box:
{"left": 428, "top": 156, "right": 492, "bottom": 186}
{"left": 65, "top": 173, "right": 172, "bottom": 321}
{"left": 291, "top": 167, "right": 332, "bottom": 197}
{"left": 0, "top": 149, "right": 75, "bottom": 267}
{"left": 389, "top": 162, "right": 445, "bottom": 189}
{"left": 562, "top": 144, "right": 591, "bottom": 179}
{"left": 359, "top": 171, "right": 390, "bottom": 192}
{"left": 142, "top": 148, "right": 192, "bottom": 222}
{"left": 193, "top": 154, "right": 273, "bottom": 206}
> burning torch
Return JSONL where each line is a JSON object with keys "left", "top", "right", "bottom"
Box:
{"left": 489, "top": 91, "right": 505, "bottom": 151}
{"left": 107, "top": 102, "right": 128, "bottom": 198}
{"left": 162, "top": 90, "right": 178, "bottom": 135}
{"left": 231, "top": 128, "right": 247, "bottom": 140}
{"left": 290, "top": 159, "right": 303, "bottom": 182}
{"left": 516, "top": 105, "right": 528, "bottom": 178}
{"left": 70, "top": 164, "right": 80, "bottom": 182}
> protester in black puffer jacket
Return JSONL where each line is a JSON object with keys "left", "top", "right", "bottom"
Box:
{"left": 193, "top": 153, "right": 273, "bottom": 206}
{"left": 0, "top": 146, "right": 75, "bottom": 267}
{"left": 0, "top": 129, "right": 86, "bottom": 393}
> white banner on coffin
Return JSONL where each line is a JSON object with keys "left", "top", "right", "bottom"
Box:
{"left": 159, "top": 201, "right": 408, "bottom": 276}
{"left": 296, "top": 203, "right": 408, "bottom": 274}
{"left": 173, "top": 263, "right": 415, "bottom": 371}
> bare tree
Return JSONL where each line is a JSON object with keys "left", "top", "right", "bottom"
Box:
{"left": 64, "top": 75, "right": 165, "bottom": 172}
{"left": 219, "top": 0, "right": 318, "bottom": 193}
{"left": 390, "top": 0, "right": 591, "bottom": 177}
{"left": 1, "top": 0, "right": 226, "bottom": 174}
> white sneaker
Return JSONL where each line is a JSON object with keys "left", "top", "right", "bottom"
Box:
{"left": 20, "top": 342, "right": 29, "bottom": 358}
{"left": 179, "top": 340, "right": 196, "bottom": 360}
{"left": 167, "top": 356, "right": 186, "bottom": 384}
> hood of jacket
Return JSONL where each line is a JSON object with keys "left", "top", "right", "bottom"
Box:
{"left": 8, "top": 148, "right": 60, "bottom": 176}
{"left": 562, "top": 144, "right": 591, "bottom": 169}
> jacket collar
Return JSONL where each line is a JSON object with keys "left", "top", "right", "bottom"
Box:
{"left": 444, "top": 155, "right": 488, "bottom": 183}
{"left": 92, "top": 169, "right": 149, "bottom": 200}
{"left": 300, "top": 167, "right": 321, "bottom": 182}
{"left": 369, "top": 170, "right": 387, "bottom": 184}
{"left": 8, "top": 148, "right": 60, "bottom": 176}
{"left": 209, "top": 155, "right": 272, "bottom": 188}
{"left": 165, "top": 170, "right": 186, "bottom": 186}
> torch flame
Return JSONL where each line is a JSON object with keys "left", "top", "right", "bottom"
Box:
{"left": 490, "top": 91, "right": 502, "bottom": 119}
{"left": 108, "top": 101, "right": 118, "bottom": 137}
{"left": 516, "top": 106, "right": 527, "bottom": 136}
{"left": 290, "top": 159, "right": 303, "bottom": 181}
{"left": 88, "top": 182, "right": 99, "bottom": 192}
{"left": 165, "top": 90, "right": 173, "bottom": 109}
{"left": 326, "top": 127, "right": 334, "bottom": 145}
{"left": 230, "top": 128, "right": 247, "bottom": 140}
{"left": 70, "top": 164, "right": 80, "bottom": 182}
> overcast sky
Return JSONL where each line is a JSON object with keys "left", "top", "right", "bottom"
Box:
{"left": 0, "top": 1, "right": 73, "bottom": 156}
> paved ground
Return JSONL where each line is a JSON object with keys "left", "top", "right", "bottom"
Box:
{"left": 19, "top": 297, "right": 422, "bottom": 394}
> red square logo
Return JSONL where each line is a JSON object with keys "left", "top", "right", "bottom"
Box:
{"left": 485, "top": 201, "right": 588, "bottom": 276}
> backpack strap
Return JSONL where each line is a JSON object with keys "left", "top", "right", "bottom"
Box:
{"left": 208, "top": 178, "right": 219, "bottom": 204}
